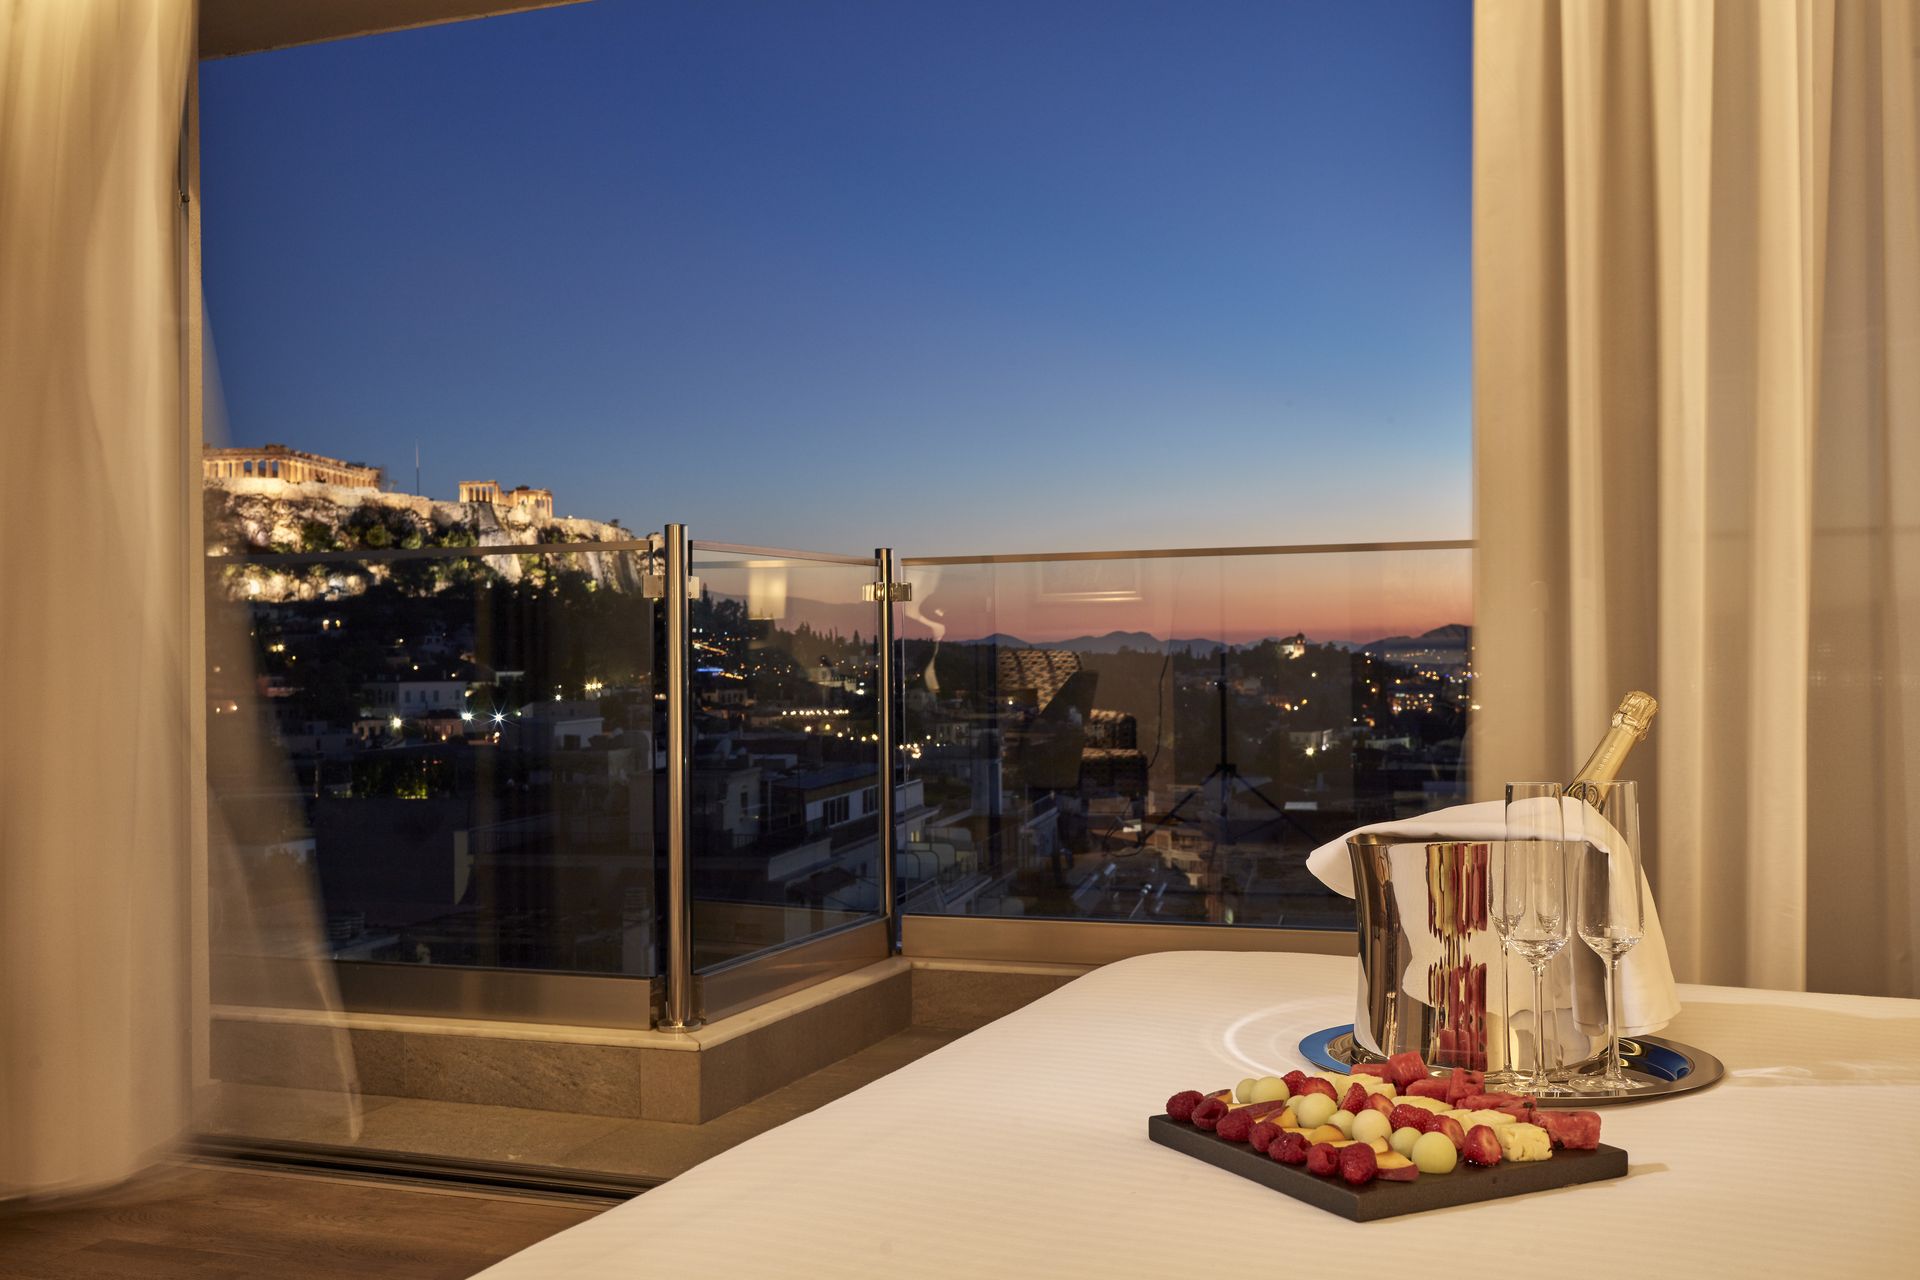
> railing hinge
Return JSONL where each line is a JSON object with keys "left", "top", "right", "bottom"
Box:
{"left": 641, "top": 532, "right": 699, "bottom": 599}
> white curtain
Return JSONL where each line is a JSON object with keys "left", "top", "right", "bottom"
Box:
{"left": 0, "top": 0, "right": 197, "bottom": 1195}
{"left": 1474, "top": 0, "right": 1919, "bottom": 996}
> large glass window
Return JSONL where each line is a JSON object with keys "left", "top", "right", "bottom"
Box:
{"left": 196, "top": 0, "right": 1471, "bottom": 986}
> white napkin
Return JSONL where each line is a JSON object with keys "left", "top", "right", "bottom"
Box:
{"left": 1307, "top": 799, "right": 1681, "bottom": 1036}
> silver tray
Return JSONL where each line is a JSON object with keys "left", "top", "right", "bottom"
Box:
{"left": 1298, "top": 1024, "right": 1725, "bottom": 1106}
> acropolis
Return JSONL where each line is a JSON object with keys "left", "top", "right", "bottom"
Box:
{"left": 458, "top": 480, "right": 554, "bottom": 522}
{"left": 202, "top": 443, "right": 383, "bottom": 488}
{"left": 202, "top": 445, "right": 559, "bottom": 523}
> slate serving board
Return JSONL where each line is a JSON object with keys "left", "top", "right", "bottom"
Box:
{"left": 1148, "top": 1115, "right": 1628, "bottom": 1221}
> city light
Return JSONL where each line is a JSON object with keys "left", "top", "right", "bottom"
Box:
{"left": 389, "top": 716, "right": 403, "bottom": 730}
{"left": 460, "top": 710, "right": 474, "bottom": 722}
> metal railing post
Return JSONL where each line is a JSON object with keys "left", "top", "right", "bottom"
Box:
{"left": 660, "top": 523, "right": 700, "bottom": 1030}
{"left": 875, "top": 547, "right": 900, "bottom": 953}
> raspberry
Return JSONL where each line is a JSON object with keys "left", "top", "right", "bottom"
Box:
{"left": 1271, "top": 1130, "right": 1311, "bottom": 1164}
{"left": 1165, "top": 1090, "right": 1205, "bottom": 1122}
{"left": 1190, "top": 1098, "right": 1229, "bottom": 1131}
{"left": 1390, "top": 1104, "right": 1433, "bottom": 1134}
{"left": 1305, "top": 1142, "right": 1342, "bottom": 1178}
{"left": 1338, "top": 1142, "right": 1379, "bottom": 1186}
{"left": 1248, "top": 1120, "right": 1280, "bottom": 1153}
{"left": 1215, "top": 1108, "right": 1256, "bottom": 1143}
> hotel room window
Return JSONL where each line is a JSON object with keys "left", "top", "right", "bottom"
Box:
{"left": 197, "top": 0, "right": 1468, "bottom": 966}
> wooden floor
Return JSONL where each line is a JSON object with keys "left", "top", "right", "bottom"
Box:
{"left": 0, "top": 1025, "right": 969, "bottom": 1278}
{"left": 0, "top": 1164, "right": 601, "bottom": 1280}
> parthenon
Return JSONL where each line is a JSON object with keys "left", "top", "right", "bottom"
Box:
{"left": 203, "top": 443, "right": 384, "bottom": 489}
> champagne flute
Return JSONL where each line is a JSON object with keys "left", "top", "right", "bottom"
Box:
{"left": 1481, "top": 840, "right": 1525, "bottom": 1091}
{"left": 1500, "top": 783, "right": 1572, "bottom": 1096}
{"left": 1573, "top": 780, "right": 1646, "bottom": 1093}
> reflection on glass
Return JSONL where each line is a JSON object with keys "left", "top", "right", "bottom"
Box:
{"left": 687, "top": 551, "right": 890, "bottom": 970}
{"left": 205, "top": 540, "right": 659, "bottom": 977}
{"left": 896, "top": 549, "right": 1473, "bottom": 929}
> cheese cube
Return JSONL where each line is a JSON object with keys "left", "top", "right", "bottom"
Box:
{"left": 1495, "top": 1122, "right": 1552, "bottom": 1162}
{"left": 1449, "top": 1109, "right": 1516, "bottom": 1129}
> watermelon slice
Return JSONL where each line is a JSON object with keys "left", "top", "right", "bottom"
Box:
{"left": 1537, "top": 1109, "right": 1603, "bottom": 1150}
{"left": 1386, "top": 1051, "right": 1430, "bottom": 1090}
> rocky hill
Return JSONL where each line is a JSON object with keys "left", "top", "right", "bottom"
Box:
{"left": 205, "top": 478, "right": 644, "bottom": 601}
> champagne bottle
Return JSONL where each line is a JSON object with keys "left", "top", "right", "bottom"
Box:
{"left": 1566, "top": 691, "right": 1658, "bottom": 803}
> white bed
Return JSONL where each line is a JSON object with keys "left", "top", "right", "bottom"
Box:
{"left": 477, "top": 951, "right": 1920, "bottom": 1277}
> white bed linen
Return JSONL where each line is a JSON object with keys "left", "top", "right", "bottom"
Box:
{"left": 477, "top": 952, "right": 1920, "bottom": 1278}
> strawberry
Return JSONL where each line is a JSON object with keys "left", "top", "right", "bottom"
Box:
{"left": 1463, "top": 1123, "right": 1503, "bottom": 1167}
{"left": 1293, "top": 1076, "right": 1338, "bottom": 1102}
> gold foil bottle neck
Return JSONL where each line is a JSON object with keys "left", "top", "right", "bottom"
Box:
{"left": 1613, "top": 691, "right": 1658, "bottom": 740}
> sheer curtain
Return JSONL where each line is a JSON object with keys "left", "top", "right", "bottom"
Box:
{"left": 0, "top": 0, "right": 196, "bottom": 1195}
{"left": 1474, "top": 0, "right": 1918, "bottom": 996}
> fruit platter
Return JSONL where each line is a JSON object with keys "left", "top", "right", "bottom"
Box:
{"left": 1149, "top": 1051, "right": 1627, "bottom": 1221}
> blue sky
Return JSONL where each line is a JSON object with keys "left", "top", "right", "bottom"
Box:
{"left": 200, "top": 0, "right": 1470, "bottom": 558}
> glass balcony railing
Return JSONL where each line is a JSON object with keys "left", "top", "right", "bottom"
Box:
{"left": 687, "top": 546, "right": 888, "bottom": 973}
{"left": 893, "top": 543, "right": 1474, "bottom": 932}
{"left": 204, "top": 539, "right": 662, "bottom": 980}
{"left": 203, "top": 518, "right": 1472, "bottom": 1024}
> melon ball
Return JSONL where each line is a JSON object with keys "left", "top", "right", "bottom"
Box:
{"left": 1329, "top": 1110, "right": 1356, "bottom": 1138}
{"left": 1351, "top": 1109, "right": 1392, "bottom": 1146}
{"left": 1292, "top": 1093, "right": 1338, "bottom": 1131}
{"left": 1390, "top": 1126, "right": 1423, "bottom": 1157}
{"left": 1235, "top": 1077, "right": 1260, "bottom": 1104}
{"left": 1249, "top": 1076, "right": 1291, "bottom": 1104}
{"left": 1412, "top": 1130, "right": 1459, "bottom": 1174}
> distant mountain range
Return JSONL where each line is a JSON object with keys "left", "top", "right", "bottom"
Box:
{"left": 1354, "top": 623, "right": 1471, "bottom": 652}
{"left": 948, "top": 624, "right": 1470, "bottom": 659}
{"left": 969, "top": 630, "right": 1222, "bottom": 655}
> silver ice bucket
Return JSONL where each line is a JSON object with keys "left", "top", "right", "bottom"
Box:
{"left": 1347, "top": 833, "right": 1607, "bottom": 1072}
